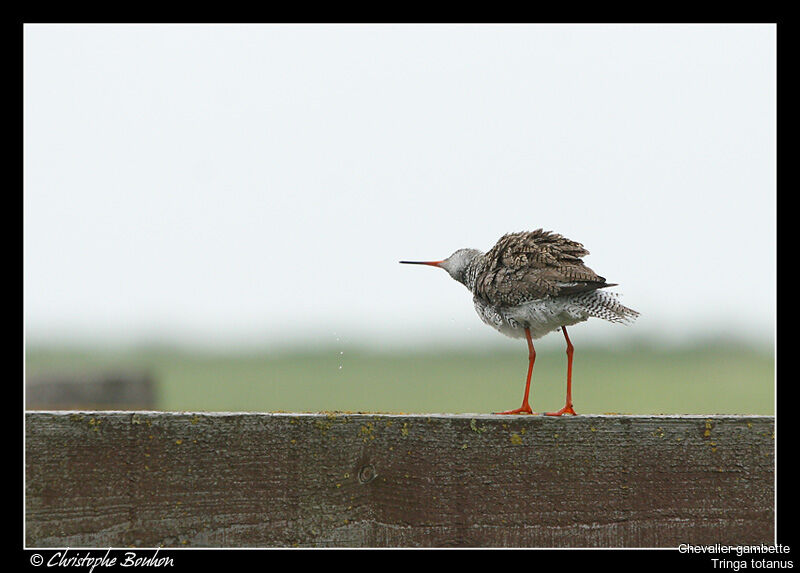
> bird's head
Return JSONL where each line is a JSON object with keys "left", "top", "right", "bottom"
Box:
{"left": 400, "top": 248, "right": 483, "bottom": 286}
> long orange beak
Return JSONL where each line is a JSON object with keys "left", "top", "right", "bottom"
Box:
{"left": 399, "top": 260, "right": 444, "bottom": 267}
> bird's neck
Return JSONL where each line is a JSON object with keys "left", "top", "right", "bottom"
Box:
{"left": 459, "top": 256, "right": 484, "bottom": 292}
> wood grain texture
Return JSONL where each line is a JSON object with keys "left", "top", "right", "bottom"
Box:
{"left": 25, "top": 412, "right": 774, "bottom": 548}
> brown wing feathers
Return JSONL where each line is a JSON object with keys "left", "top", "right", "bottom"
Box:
{"left": 475, "top": 230, "right": 612, "bottom": 305}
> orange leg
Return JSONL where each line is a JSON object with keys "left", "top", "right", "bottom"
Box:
{"left": 546, "top": 326, "right": 577, "bottom": 416}
{"left": 495, "top": 327, "right": 536, "bottom": 415}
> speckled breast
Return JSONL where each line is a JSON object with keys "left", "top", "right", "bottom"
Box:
{"left": 472, "top": 296, "right": 590, "bottom": 340}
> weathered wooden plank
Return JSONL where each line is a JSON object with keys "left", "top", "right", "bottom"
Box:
{"left": 25, "top": 412, "right": 774, "bottom": 548}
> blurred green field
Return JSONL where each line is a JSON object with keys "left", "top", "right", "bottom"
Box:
{"left": 26, "top": 341, "right": 774, "bottom": 415}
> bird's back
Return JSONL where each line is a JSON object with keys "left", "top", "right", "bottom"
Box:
{"left": 473, "top": 229, "right": 612, "bottom": 307}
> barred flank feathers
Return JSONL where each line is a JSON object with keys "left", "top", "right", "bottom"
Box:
{"left": 569, "top": 290, "right": 640, "bottom": 324}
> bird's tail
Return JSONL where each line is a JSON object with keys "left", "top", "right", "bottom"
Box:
{"left": 572, "top": 290, "right": 640, "bottom": 325}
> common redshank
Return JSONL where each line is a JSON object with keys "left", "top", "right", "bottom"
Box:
{"left": 400, "top": 229, "right": 639, "bottom": 416}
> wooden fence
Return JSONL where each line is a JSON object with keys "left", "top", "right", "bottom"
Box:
{"left": 25, "top": 411, "right": 774, "bottom": 548}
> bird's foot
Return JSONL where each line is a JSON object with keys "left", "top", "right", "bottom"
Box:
{"left": 544, "top": 404, "right": 577, "bottom": 416}
{"left": 494, "top": 404, "right": 535, "bottom": 415}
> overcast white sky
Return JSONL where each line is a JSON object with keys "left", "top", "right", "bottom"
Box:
{"left": 24, "top": 24, "right": 776, "bottom": 351}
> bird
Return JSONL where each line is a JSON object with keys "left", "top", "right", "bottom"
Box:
{"left": 400, "top": 229, "right": 639, "bottom": 415}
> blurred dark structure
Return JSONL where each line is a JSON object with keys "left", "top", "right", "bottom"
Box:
{"left": 26, "top": 371, "right": 156, "bottom": 410}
